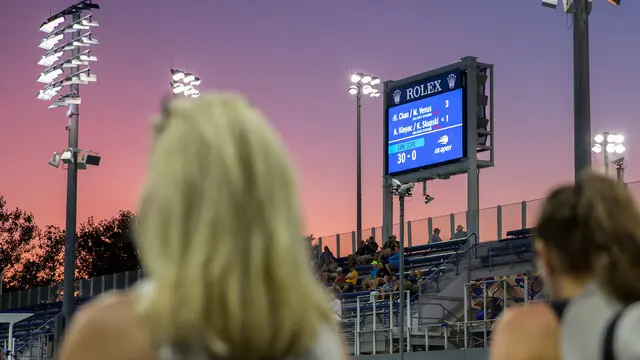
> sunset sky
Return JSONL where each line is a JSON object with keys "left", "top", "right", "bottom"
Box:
{"left": 1, "top": 0, "right": 639, "bottom": 251}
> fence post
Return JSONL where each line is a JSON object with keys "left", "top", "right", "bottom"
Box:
{"left": 407, "top": 221, "right": 413, "bottom": 247}
{"left": 351, "top": 231, "right": 356, "bottom": 255}
{"left": 336, "top": 233, "right": 341, "bottom": 258}
{"left": 449, "top": 213, "right": 455, "bottom": 238}
{"left": 427, "top": 217, "right": 433, "bottom": 243}
{"left": 521, "top": 201, "right": 527, "bottom": 229}
{"left": 497, "top": 205, "right": 503, "bottom": 240}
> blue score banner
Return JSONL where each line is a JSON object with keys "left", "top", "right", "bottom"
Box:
{"left": 386, "top": 71, "right": 466, "bottom": 175}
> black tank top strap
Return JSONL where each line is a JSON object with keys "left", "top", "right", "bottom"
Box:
{"left": 602, "top": 306, "right": 626, "bottom": 360}
{"left": 548, "top": 300, "right": 570, "bottom": 321}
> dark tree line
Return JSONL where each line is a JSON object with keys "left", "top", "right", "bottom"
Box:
{"left": 0, "top": 196, "right": 141, "bottom": 292}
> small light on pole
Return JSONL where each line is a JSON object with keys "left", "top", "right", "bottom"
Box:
{"left": 592, "top": 132, "right": 625, "bottom": 175}
{"left": 348, "top": 72, "right": 380, "bottom": 247}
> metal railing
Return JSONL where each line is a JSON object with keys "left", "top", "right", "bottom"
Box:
{"left": 314, "top": 180, "right": 640, "bottom": 256}
{"left": 419, "top": 233, "right": 477, "bottom": 295}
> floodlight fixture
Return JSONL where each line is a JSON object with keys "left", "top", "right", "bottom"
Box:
{"left": 40, "top": 16, "right": 66, "bottom": 33}
{"left": 48, "top": 152, "right": 61, "bottom": 168}
{"left": 171, "top": 69, "right": 185, "bottom": 81}
{"left": 169, "top": 69, "right": 201, "bottom": 98}
{"left": 183, "top": 74, "right": 195, "bottom": 84}
{"left": 348, "top": 72, "right": 381, "bottom": 98}
{"left": 592, "top": 131, "right": 626, "bottom": 174}
{"left": 80, "top": 151, "right": 101, "bottom": 167}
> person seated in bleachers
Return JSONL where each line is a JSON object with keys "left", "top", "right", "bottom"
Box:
{"left": 331, "top": 268, "right": 346, "bottom": 292}
{"left": 452, "top": 225, "right": 467, "bottom": 240}
{"left": 318, "top": 246, "right": 335, "bottom": 268}
{"left": 403, "top": 270, "right": 423, "bottom": 295}
{"left": 362, "top": 262, "right": 386, "bottom": 290}
{"left": 379, "top": 275, "right": 398, "bottom": 299}
{"left": 385, "top": 252, "right": 401, "bottom": 272}
{"left": 320, "top": 258, "right": 340, "bottom": 284}
{"left": 430, "top": 228, "right": 442, "bottom": 243}
{"left": 349, "top": 236, "right": 378, "bottom": 265}
{"left": 339, "top": 267, "right": 358, "bottom": 293}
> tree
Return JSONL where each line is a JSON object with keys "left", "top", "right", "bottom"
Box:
{"left": 76, "top": 210, "right": 140, "bottom": 279}
{"left": 0, "top": 196, "right": 40, "bottom": 290}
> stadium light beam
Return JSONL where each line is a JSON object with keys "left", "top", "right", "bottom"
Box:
{"left": 37, "top": 0, "right": 100, "bottom": 333}
{"left": 170, "top": 68, "right": 201, "bottom": 98}
{"left": 348, "top": 72, "right": 380, "bottom": 247}
{"left": 592, "top": 131, "right": 625, "bottom": 175}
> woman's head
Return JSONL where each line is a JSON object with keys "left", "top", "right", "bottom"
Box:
{"left": 135, "top": 93, "right": 335, "bottom": 357}
{"left": 535, "top": 171, "right": 640, "bottom": 304}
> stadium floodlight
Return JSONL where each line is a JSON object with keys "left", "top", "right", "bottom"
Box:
{"left": 40, "top": 16, "right": 66, "bottom": 33}
{"left": 38, "top": 0, "right": 101, "bottom": 329}
{"left": 170, "top": 69, "right": 201, "bottom": 98}
{"left": 348, "top": 71, "right": 381, "bottom": 248}
{"left": 592, "top": 131, "right": 625, "bottom": 175}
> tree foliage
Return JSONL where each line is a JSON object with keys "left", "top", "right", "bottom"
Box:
{"left": 0, "top": 196, "right": 141, "bottom": 292}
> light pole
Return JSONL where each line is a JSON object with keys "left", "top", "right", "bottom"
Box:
{"left": 591, "top": 132, "right": 625, "bottom": 175}
{"left": 170, "top": 69, "right": 201, "bottom": 98}
{"left": 36, "top": 0, "right": 100, "bottom": 330}
{"left": 348, "top": 73, "right": 380, "bottom": 246}
{"left": 390, "top": 180, "right": 414, "bottom": 360}
{"left": 542, "top": 0, "right": 621, "bottom": 182}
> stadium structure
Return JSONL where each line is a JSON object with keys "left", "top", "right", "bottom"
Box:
{"left": 0, "top": 195, "right": 562, "bottom": 360}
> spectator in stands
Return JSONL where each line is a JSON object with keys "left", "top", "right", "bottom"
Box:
{"left": 490, "top": 172, "right": 640, "bottom": 360}
{"left": 320, "top": 257, "right": 339, "bottom": 284}
{"left": 385, "top": 252, "right": 401, "bottom": 272}
{"left": 349, "top": 236, "right": 378, "bottom": 265}
{"left": 332, "top": 268, "right": 346, "bottom": 292}
{"left": 340, "top": 266, "right": 358, "bottom": 293}
{"left": 379, "top": 275, "right": 398, "bottom": 299}
{"left": 452, "top": 225, "right": 467, "bottom": 240}
{"left": 318, "top": 246, "right": 335, "bottom": 268}
{"left": 379, "top": 234, "right": 400, "bottom": 262}
{"left": 430, "top": 228, "right": 442, "bottom": 243}
{"left": 57, "top": 93, "right": 345, "bottom": 360}
{"left": 363, "top": 262, "right": 385, "bottom": 290}
{"left": 404, "top": 270, "right": 422, "bottom": 295}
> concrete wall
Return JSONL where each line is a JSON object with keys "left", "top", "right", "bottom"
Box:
{"left": 355, "top": 349, "right": 488, "bottom": 360}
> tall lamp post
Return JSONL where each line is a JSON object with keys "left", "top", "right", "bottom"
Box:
{"left": 36, "top": 0, "right": 101, "bottom": 331}
{"left": 591, "top": 132, "right": 625, "bottom": 175}
{"left": 542, "top": 0, "right": 621, "bottom": 181}
{"left": 170, "top": 69, "right": 201, "bottom": 98}
{"left": 348, "top": 73, "right": 380, "bottom": 246}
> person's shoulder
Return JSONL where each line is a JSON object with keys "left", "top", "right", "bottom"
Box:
{"left": 57, "top": 291, "right": 147, "bottom": 360}
{"left": 490, "top": 302, "right": 560, "bottom": 360}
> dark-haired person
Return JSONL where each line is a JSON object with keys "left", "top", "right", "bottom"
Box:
{"left": 490, "top": 172, "right": 640, "bottom": 360}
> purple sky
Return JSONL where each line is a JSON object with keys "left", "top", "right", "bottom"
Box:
{"left": 0, "top": 0, "right": 639, "bottom": 243}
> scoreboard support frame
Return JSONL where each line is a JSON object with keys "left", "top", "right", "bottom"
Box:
{"left": 381, "top": 56, "right": 495, "bottom": 245}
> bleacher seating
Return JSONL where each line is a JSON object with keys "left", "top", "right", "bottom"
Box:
{"left": 0, "top": 228, "right": 542, "bottom": 356}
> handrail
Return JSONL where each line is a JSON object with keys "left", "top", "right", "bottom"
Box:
{"left": 420, "top": 232, "right": 478, "bottom": 290}
{"left": 13, "top": 313, "right": 58, "bottom": 352}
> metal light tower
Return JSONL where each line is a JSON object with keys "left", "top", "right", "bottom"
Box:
{"left": 37, "top": 0, "right": 100, "bottom": 330}
{"left": 592, "top": 132, "right": 625, "bottom": 175}
{"left": 348, "top": 73, "right": 380, "bottom": 247}
{"left": 542, "top": 0, "right": 622, "bottom": 181}
{"left": 170, "top": 69, "right": 201, "bottom": 98}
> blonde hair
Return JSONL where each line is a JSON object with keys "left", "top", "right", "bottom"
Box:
{"left": 135, "top": 93, "right": 336, "bottom": 358}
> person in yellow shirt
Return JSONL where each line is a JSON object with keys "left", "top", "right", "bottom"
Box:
{"left": 340, "top": 267, "right": 358, "bottom": 293}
